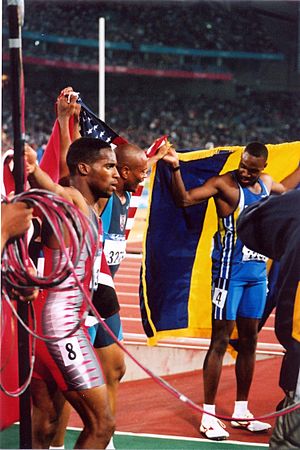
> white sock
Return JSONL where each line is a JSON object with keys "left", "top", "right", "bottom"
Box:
{"left": 49, "top": 446, "right": 65, "bottom": 449}
{"left": 233, "top": 400, "right": 248, "bottom": 417}
{"left": 105, "top": 436, "right": 115, "bottom": 450}
{"left": 202, "top": 403, "right": 216, "bottom": 424}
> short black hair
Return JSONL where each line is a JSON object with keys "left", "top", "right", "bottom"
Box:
{"left": 244, "top": 142, "right": 268, "bottom": 161}
{"left": 67, "top": 137, "right": 111, "bottom": 175}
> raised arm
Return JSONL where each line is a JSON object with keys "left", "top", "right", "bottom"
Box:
{"left": 57, "top": 87, "right": 81, "bottom": 180}
{"left": 163, "top": 145, "right": 219, "bottom": 207}
{"left": 280, "top": 164, "right": 300, "bottom": 191}
{"left": 261, "top": 165, "right": 300, "bottom": 194}
{"left": 25, "top": 144, "right": 87, "bottom": 215}
{"left": 26, "top": 144, "right": 70, "bottom": 198}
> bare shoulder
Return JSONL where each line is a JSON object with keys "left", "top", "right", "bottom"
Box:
{"left": 215, "top": 171, "right": 236, "bottom": 189}
{"left": 200, "top": 172, "right": 232, "bottom": 193}
{"left": 64, "top": 186, "right": 89, "bottom": 212}
{"left": 260, "top": 173, "right": 273, "bottom": 188}
{"left": 260, "top": 173, "right": 285, "bottom": 194}
{"left": 97, "top": 197, "right": 108, "bottom": 214}
{"left": 213, "top": 171, "right": 240, "bottom": 215}
{"left": 212, "top": 171, "right": 238, "bottom": 202}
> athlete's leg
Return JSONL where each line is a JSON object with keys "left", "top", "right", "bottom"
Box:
{"left": 43, "top": 312, "right": 114, "bottom": 448}
{"left": 235, "top": 280, "right": 267, "bottom": 400}
{"left": 203, "top": 277, "right": 243, "bottom": 404}
{"left": 93, "top": 313, "right": 126, "bottom": 416}
{"left": 203, "top": 319, "right": 235, "bottom": 404}
{"left": 50, "top": 401, "right": 72, "bottom": 448}
{"left": 200, "top": 318, "right": 234, "bottom": 440}
{"left": 232, "top": 317, "right": 271, "bottom": 432}
{"left": 64, "top": 385, "right": 114, "bottom": 449}
{"left": 31, "top": 377, "right": 66, "bottom": 449}
{"left": 95, "top": 343, "right": 126, "bottom": 416}
{"left": 235, "top": 316, "right": 259, "bottom": 401}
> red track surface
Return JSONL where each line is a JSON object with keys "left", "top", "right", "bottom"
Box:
{"left": 114, "top": 357, "right": 283, "bottom": 444}
{"left": 69, "top": 356, "right": 283, "bottom": 444}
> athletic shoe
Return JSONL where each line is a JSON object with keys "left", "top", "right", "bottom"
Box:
{"left": 105, "top": 437, "right": 115, "bottom": 449}
{"left": 200, "top": 417, "right": 229, "bottom": 440}
{"left": 231, "top": 410, "right": 271, "bottom": 432}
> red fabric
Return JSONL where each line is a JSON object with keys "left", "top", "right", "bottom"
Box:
{"left": 0, "top": 300, "right": 20, "bottom": 430}
{"left": 2, "top": 152, "right": 15, "bottom": 195}
{"left": 39, "top": 118, "right": 74, "bottom": 183}
{"left": 146, "top": 135, "right": 168, "bottom": 158}
{"left": 0, "top": 152, "right": 21, "bottom": 430}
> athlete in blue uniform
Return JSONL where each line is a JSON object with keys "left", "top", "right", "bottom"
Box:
{"left": 163, "top": 141, "right": 300, "bottom": 440}
{"left": 211, "top": 172, "right": 269, "bottom": 322}
{"left": 101, "top": 191, "right": 131, "bottom": 277}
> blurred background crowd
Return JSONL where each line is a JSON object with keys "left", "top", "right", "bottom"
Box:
{"left": 2, "top": 0, "right": 300, "bottom": 152}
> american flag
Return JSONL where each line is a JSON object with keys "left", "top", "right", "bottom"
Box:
{"left": 78, "top": 98, "right": 127, "bottom": 146}
{"left": 40, "top": 95, "right": 165, "bottom": 240}
{"left": 77, "top": 97, "right": 141, "bottom": 239}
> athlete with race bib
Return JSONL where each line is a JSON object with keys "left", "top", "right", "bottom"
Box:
{"left": 163, "top": 141, "right": 300, "bottom": 440}
{"left": 49, "top": 90, "right": 167, "bottom": 450}
{"left": 26, "top": 138, "right": 119, "bottom": 449}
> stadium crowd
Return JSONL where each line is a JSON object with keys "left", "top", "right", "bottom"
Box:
{"left": 2, "top": 1, "right": 280, "bottom": 71}
{"left": 22, "top": 2, "right": 278, "bottom": 53}
{"left": 2, "top": 1, "right": 297, "bottom": 152}
{"left": 2, "top": 85, "right": 300, "bottom": 152}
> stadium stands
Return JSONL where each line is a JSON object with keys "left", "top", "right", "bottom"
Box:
{"left": 2, "top": 78, "right": 300, "bottom": 151}
{"left": 21, "top": 2, "right": 278, "bottom": 53}
{"left": 2, "top": 1, "right": 299, "bottom": 151}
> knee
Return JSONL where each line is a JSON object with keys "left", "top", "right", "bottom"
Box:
{"left": 210, "top": 336, "right": 230, "bottom": 356}
{"left": 92, "top": 413, "right": 115, "bottom": 444}
{"left": 104, "top": 414, "right": 115, "bottom": 441}
{"left": 238, "top": 335, "right": 257, "bottom": 353}
{"left": 106, "top": 360, "right": 126, "bottom": 385}
{"left": 117, "top": 360, "right": 126, "bottom": 382}
{"left": 33, "top": 415, "right": 58, "bottom": 447}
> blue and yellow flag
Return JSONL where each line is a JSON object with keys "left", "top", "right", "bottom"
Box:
{"left": 140, "top": 142, "right": 300, "bottom": 345}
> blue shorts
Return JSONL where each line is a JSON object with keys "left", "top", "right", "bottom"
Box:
{"left": 212, "top": 261, "right": 267, "bottom": 320}
{"left": 88, "top": 312, "right": 123, "bottom": 348}
{"left": 212, "top": 278, "right": 267, "bottom": 320}
{"left": 227, "top": 278, "right": 266, "bottom": 320}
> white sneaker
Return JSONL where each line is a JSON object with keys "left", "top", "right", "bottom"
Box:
{"left": 105, "top": 437, "right": 115, "bottom": 449}
{"left": 200, "top": 417, "right": 229, "bottom": 440}
{"left": 231, "top": 410, "right": 271, "bottom": 432}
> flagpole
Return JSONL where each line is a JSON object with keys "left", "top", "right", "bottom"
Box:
{"left": 98, "top": 17, "right": 105, "bottom": 121}
{"left": 7, "top": 0, "right": 32, "bottom": 448}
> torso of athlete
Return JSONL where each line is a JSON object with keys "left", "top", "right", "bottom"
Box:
{"left": 101, "top": 191, "right": 130, "bottom": 278}
{"left": 33, "top": 208, "right": 105, "bottom": 391}
{"left": 211, "top": 170, "right": 270, "bottom": 320}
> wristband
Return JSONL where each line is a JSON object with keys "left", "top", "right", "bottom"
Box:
{"left": 172, "top": 165, "right": 180, "bottom": 172}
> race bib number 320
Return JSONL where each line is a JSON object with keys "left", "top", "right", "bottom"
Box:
{"left": 104, "top": 239, "right": 126, "bottom": 266}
